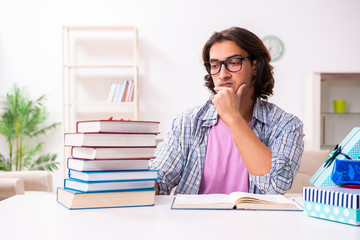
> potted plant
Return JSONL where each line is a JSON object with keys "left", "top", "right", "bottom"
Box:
{"left": 0, "top": 84, "right": 60, "bottom": 171}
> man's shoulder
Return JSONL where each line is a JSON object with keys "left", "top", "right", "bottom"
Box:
{"left": 178, "top": 101, "right": 216, "bottom": 120}
{"left": 255, "top": 99, "right": 303, "bottom": 128}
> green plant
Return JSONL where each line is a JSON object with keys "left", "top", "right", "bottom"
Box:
{"left": 0, "top": 84, "right": 60, "bottom": 171}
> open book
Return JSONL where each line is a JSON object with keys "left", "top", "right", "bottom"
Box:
{"left": 171, "top": 192, "right": 302, "bottom": 211}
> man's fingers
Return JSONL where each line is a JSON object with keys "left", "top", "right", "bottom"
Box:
{"left": 236, "top": 84, "right": 246, "bottom": 98}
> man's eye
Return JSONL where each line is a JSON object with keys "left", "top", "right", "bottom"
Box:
{"left": 227, "top": 60, "right": 241, "bottom": 66}
{"left": 210, "top": 63, "right": 219, "bottom": 69}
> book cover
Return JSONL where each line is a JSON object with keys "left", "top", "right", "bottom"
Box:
{"left": 70, "top": 146, "right": 156, "bottom": 159}
{"left": 64, "top": 133, "right": 157, "bottom": 147}
{"left": 68, "top": 169, "right": 158, "bottom": 181}
{"left": 171, "top": 192, "right": 302, "bottom": 211}
{"left": 76, "top": 120, "right": 160, "bottom": 134}
{"left": 64, "top": 178, "right": 157, "bottom": 192}
{"left": 67, "top": 158, "right": 152, "bottom": 171}
{"left": 57, "top": 187, "right": 156, "bottom": 210}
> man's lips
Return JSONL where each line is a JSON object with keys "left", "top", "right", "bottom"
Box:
{"left": 219, "top": 83, "right": 232, "bottom": 87}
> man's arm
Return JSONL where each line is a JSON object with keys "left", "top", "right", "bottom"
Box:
{"left": 212, "top": 84, "right": 271, "bottom": 176}
{"left": 155, "top": 182, "right": 159, "bottom": 195}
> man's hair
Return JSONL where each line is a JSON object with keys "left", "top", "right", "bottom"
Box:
{"left": 202, "top": 27, "right": 274, "bottom": 100}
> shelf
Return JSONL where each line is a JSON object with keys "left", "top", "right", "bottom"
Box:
{"left": 63, "top": 65, "right": 135, "bottom": 69}
{"left": 64, "top": 102, "right": 135, "bottom": 107}
{"left": 64, "top": 26, "right": 136, "bottom": 31}
{"left": 321, "top": 112, "right": 360, "bottom": 116}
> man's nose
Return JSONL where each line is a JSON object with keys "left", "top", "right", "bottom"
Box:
{"left": 218, "top": 63, "right": 231, "bottom": 79}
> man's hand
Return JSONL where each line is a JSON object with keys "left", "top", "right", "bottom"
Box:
{"left": 212, "top": 84, "right": 246, "bottom": 126}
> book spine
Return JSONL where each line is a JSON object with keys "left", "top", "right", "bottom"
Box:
{"left": 114, "top": 83, "right": 123, "bottom": 102}
{"left": 107, "top": 83, "right": 117, "bottom": 102}
{"left": 126, "top": 80, "right": 134, "bottom": 102}
{"left": 120, "top": 80, "right": 129, "bottom": 102}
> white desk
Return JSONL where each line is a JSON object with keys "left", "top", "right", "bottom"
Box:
{"left": 0, "top": 194, "right": 359, "bottom": 240}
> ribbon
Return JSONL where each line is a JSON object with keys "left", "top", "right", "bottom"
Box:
{"left": 324, "top": 144, "right": 352, "bottom": 168}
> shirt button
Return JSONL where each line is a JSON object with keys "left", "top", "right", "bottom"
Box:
{"left": 196, "top": 181, "right": 200, "bottom": 185}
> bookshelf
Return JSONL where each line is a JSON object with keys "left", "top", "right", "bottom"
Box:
{"left": 62, "top": 26, "right": 139, "bottom": 133}
{"left": 62, "top": 26, "right": 139, "bottom": 176}
{"left": 304, "top": 72, "right": 360, "bottom": 150}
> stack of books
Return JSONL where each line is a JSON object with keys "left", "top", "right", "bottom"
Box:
{"left": 303, "top": 186, "right": 360, "bottom": 225}
{"left": 57, "top": 119, "right": 160, "bottom": 210}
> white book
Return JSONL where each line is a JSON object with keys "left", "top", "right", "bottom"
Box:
{"left": 113, "top": 83, "right": 123, "bottom": 102}
{"left": 106, "top": 83, "right": 117, "bottom": 102}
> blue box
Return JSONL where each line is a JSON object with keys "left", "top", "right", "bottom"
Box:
{"left": 310, "top": 127, "right": 360, "bottom": 187}
{"left": 303, "top": 201, "right": 360, "bottom": 226}
{"left": 303, "top": 186, "right": 360, "bottom": 226}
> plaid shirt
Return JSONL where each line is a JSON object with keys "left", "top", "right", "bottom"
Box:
{"left": 150, "top": 98, "right": 304, "bottom": 195}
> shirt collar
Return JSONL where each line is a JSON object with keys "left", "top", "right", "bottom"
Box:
{"left": 201, "top": 101, "right": 218, "bottom": 127}
{"left": 252, "top": 98, "right": 269, "bottom": 126}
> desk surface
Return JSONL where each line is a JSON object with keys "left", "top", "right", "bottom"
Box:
{"left": 0, "top": 194, "right": 359, "bottom": 240}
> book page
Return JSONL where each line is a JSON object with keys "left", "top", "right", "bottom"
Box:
{"left": 228, "top": 192, "right": 295, "bottom": 205}
{"left": 175, "top": 194, "right": 231, "bottom": 205}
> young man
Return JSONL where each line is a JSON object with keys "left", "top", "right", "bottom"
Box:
{"left": 150, "top": 27, "right": 304, "bottom": 195}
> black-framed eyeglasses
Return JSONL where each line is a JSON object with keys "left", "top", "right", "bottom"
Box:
{"left": 204, "top": 57, "right": 250, "bottom": 75}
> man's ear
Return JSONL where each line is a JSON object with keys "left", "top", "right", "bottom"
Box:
{"left": 252, "top": 60, "right": 257, "bottom": 76}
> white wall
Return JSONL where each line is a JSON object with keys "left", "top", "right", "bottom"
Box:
{"left": 1, "top": 0, "right": 360, "bottom": 189}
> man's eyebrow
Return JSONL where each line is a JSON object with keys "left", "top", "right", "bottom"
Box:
{"left": 209, "top": 54, "right": 243, "bottom": 61}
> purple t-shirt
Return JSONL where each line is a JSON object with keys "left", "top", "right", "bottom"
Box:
{"left": 198, "top": 118, "right": 250, "bottom": 194}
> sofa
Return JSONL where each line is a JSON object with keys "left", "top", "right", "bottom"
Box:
{"left": 0, "top": 171, "right": 53, "bottom": 200}
{"left": 286, "top": 150, "right": 330, "bottom": 194}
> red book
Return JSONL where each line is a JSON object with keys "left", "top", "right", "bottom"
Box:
{"left": 76, "top": 120, "right": 160, "bottom": 134}
{"left": 64, "top": 133, "right": 157, "bottom": 147}
{"left": 70, "top": 146, "right": 156, "bottom": 160}
{"left": 67, "top": 158, "right": 153, "bottom": 171}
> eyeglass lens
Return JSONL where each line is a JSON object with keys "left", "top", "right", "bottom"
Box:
{"left": 206, "top": 57, "right": 246, "bottom": 75}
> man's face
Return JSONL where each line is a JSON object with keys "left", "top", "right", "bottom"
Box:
{"left": 209, "top": 40, "right": 256, "bottom": 100}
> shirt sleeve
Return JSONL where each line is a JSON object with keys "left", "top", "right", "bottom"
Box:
{"left": 149, "top": 116, "right": 185, "bottom": 195}
{"left": 249, "top": 115, "right": 304, "bottom": 194}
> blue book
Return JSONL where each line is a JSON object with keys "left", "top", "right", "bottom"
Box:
{"left": 56, "top": 187, "right": 156, "bottom": 210}
{"left": 68, "top": 169, "right": 158, "bottom": 182}
{"left": 64, "top": 178, "right": 157, "bottom": 192}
